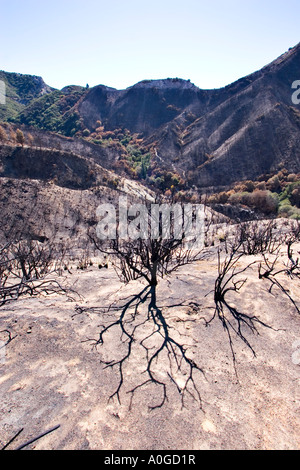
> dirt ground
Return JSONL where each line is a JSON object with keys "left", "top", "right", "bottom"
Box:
{"left": 0, "top": 251, "right": 299, "bottom": 450}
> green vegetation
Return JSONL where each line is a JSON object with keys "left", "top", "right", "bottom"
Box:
{"left": 207, "top": 170, "right": 300, "bottom": 219}
{"left": 14, "top": 86, "right": 87, "bottom": 136}
{"left": 148, "top": 170, "right": 184, "bottom": 193}
{"left": 0, "top": 70, "right": 52, "bottom": 121}
{"left": 0, "top": 96, "right": 23, "bottom": 122}
{"left": 86, "top": 127, "right": 185, "bottom": 190}
{"left": 79, "top": 125, "right": 153, "bottom": 181}
{"left": 126, "top": 145, "right": 151, "bottom": 179}
{"left": 0, "top": 70, "right": 87, "bottom": 137}
{"left": 0, "top": 71, "right": 48, "bottom": 103}
{"left": 82, "top": 126, "right": 186, "bottom": 191}
{"left": 278, "top": 180, "right": 300, "bottom": 219}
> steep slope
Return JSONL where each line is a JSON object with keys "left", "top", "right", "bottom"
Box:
{"left": 0, "top": 139, "right": 154, "bottom": 248}
{"left": 1, "top": 42, "right": 300, "bottom": 191}
{"left": 0, "top": 70, "right": 53, "bottom": 121}
{"left": 151, "top": 43, "right": 300, "bottom": 188}
{"left": 16, "top": 85, "right": 89, "bottom": 136}
{"left": 0, "top": 144, "right": 102, "bottom": 190}
{"left": 78, "top": 78, "right": 213, "bottom": 136}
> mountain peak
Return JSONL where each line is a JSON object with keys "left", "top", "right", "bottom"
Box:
{"left": 130, "top": 78, "right": 197, "bottom": 90}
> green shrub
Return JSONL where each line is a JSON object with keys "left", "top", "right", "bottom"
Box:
{"left": 228, "top": 190, "right": 278, "bottom": 214}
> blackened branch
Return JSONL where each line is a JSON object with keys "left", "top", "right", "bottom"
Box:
{"left": 79, "top": 285, "right": 204, "bottom": 410}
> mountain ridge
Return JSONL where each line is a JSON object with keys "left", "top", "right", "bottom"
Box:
{"left": 1, "top": 42, "right": 300, "bottom": 191}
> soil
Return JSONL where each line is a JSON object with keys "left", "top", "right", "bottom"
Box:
{"left": 0, "top": 249, "right": 299, "bottom": 450}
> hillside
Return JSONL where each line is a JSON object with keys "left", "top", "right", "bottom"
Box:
{"left": 1, "top": 43, "right": 300, "bottom": 193}
{"left": 0, "top": 125, "right": 154, "bottom": 247}
{"left": 16, "top": 85, "right": 89, "bottom": 136}
{"left": 1, "top": 45, "right": 300, "bottom": 451}
{"left": 0, "top": 71, "right": 53, "bottom": 121}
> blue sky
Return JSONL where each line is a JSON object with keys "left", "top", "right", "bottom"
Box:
{"left": 0, "top": 0, "right": 299, "bottom": 90}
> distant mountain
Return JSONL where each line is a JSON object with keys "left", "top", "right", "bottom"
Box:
{"left": 78, "top": 78, "right": 207, "bottom": 136}
{"left": 0, "top": 70, "right": 53, "bottom": 121}
{"left": 166, "top": 43, "right": 300, "bottom": 188}
{"left": 1, "top": 42, "right": 300, "bottom": 190}
{"left": 16, "top": 85, "right": 89, "bottom": 136}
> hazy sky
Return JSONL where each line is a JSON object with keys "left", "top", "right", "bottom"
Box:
{"left": 0, "top": 0, "right": 299, "bottom": 90}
